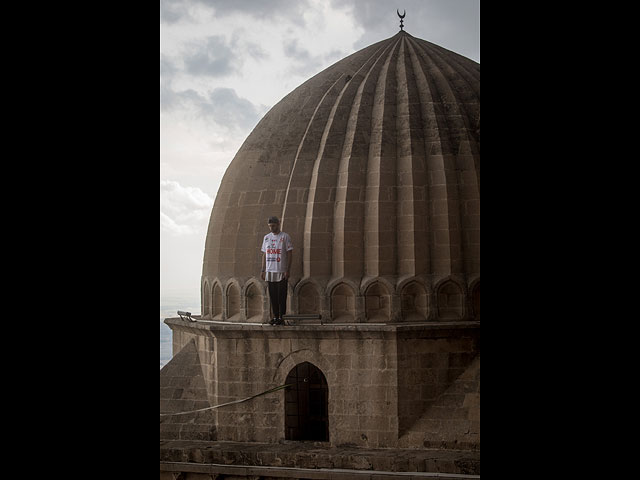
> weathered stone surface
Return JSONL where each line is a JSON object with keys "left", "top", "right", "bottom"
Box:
{"left": 162, "top": 28, "right": 480, "bottom": 479}
{"left": 200, "top": 30, "right": 479, "bottom": 325}
{"left": 160, "top": 338, "right": 217, "bottom": 441}
{"left": 160, "top": 440, "right": 480, "bottom": 476}
{"left": 162, "top": 319, "right": 479, "bottom": 451}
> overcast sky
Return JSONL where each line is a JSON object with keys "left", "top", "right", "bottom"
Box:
{"left": 160, "top": 0, "right": 480, "bottom": 302}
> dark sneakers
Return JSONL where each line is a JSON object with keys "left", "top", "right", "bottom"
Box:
{"left": 269, "top": 318, "right": 284, "bottom": 326}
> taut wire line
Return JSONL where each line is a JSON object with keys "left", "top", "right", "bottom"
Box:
{"left": 160, "top": 384, "right": 291, "bottom": 418}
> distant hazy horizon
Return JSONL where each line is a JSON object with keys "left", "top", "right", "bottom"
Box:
{"left": 160, "top": 292, "right": 200, "bottom": 369}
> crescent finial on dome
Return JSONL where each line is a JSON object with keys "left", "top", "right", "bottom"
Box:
{"left": 397, "top": 9, "right": 406, "bottom": 30}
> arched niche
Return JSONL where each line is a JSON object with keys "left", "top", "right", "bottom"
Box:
{"left": 364, "top": 282, "right": 391, "bottom": 322}
{"left": 212, "top": 283, "right": 223, "bottom": 320}
{"left": 284, "top": 362, "right": 329, "bottom": 442}
{"left": 331, "top": 283, "right": 356, "bottom": 323}
{"left": 400, "top": 281, "right": 428, "bottom": 321}
{"left": 298, "top": 282, "right": 320, "bottom": 315}
{"left": 226, "top": 282, "right": 241, "bottom": 321}
{"left": 245, "top": 282, "right": 263, "bottom": 322}
{"left": 437, "top": 280, "right": 464, "bottom": 320}
{"left": 202, "top": 281, "right": 211, "bottom": 318}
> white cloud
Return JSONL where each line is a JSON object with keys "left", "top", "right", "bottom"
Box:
{"left": 160, "top": 180, "right": 213, "bottom": 236}
{"left": 183, "top": 35, "right": 240, "bottom": 77}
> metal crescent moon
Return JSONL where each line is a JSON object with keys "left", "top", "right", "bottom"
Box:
{"left": 397, "top": 9, "right": 406, "bottom": 18}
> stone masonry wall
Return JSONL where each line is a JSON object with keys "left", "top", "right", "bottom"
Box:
{"left": 162, "top": 319, "right": 480, "bottom": 450}
{"left": 397, "top": 328, "right": 480, "bottom": 450}
{"left": 211, "top": 326, "right": 399, "bottom": 448}
{"left": 160, "top": 338, "right": 216, "bottom": 441}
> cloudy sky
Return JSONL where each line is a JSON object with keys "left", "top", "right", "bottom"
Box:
{"left": 160, "top": 0, "right": 480, "bottom": 302}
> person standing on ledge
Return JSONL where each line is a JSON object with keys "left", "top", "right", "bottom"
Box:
{"left": 260, "top": 216, "right": 293, "bottom": 326}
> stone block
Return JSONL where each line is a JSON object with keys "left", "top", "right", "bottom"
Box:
{"left": 358, "top": 415, "right": 389, "bottom": 431}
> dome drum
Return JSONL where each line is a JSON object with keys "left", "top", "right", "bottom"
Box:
{"left": 200, "top": 274, "right": 479, "bottom": 323}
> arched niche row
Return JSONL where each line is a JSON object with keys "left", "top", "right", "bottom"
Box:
{"left": 437, "top": 280, "right": 464, "bottom": 320}
{"left": 400, "top": 281, "right": 428, "bottom": 321}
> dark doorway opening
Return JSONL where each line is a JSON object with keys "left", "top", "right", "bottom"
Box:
{"left": 285, "top": 362, "right": 329, "bottom": 441}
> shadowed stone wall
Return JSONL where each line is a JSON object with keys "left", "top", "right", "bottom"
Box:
{"left": 396, "top": 328, "right": 480, "bottom": 450}
{"left": 160, "top": 338, "right": 217, "bottom": 440}
{"left": 161, "top": 319, "right": 479, "bottom": 450}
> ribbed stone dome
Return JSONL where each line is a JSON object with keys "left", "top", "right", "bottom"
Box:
{"left": 201, "top": 30, "right": 480, "bottom": 323}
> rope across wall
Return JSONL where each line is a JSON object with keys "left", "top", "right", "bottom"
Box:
{"left": 160, "top": 384, "right": 291, "bottom": 418}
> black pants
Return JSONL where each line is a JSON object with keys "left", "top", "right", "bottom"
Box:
{"left": 268, "top": 278, "right": 288, "bottom": 319}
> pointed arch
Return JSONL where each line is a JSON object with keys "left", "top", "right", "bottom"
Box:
{"left": 226, "top": 280, "right": 241, "bottom": 322}
{"left": 330, "top": 282, "right": 357, "bottom": 323}
{"left": 435, "top": 278, "right": 464, "bottom": 320}
{"left": 212, "top": 281, "right": 223, "bottom": 320}
{"left": 202, "top": 280, "right": 211, "bottom": 319}
{"left": 284, "top": 362, "right": 329, "bottom": 442}
{"left": 399, "top": 279, "right": 429, "bottom": 321}
{"left": 296, "top": 279, "right": 321, "bottom": 315}
{"left": 364, "top": 281, "right": 391, "bottom": 322}
{"left": 245, "top": 278, "right": 264, "bottom": 322}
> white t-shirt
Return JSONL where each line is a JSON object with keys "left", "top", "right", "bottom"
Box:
{"left": 261, "top": 231, "right": 293, "bottom": 277}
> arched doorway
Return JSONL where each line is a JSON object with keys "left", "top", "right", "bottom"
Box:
{"left": 285, "top": 362, "right": 329, "bottom": 441}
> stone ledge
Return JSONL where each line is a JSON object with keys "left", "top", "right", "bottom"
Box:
{"left": 160, "top": 440, "right": 480, "bottom": 476}
{"left": 165, "top": 317, "right": 479, "bottom": 338}
{"left": 160, "top": 461, "right": 480, "bottom": 479}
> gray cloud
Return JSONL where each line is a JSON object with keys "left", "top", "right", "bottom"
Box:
{"left": 161, "top": 0, "right": 312, "bottom": 25}
{"left": 202, "top": 0, "right": 310, "bottom": 18}
{"left": 160, "top": 83, "right": 266, "bottom": 132}
{"left": 282, "top": 38, "right": 325, "bottom": 76}
{"left": 283, "top": 38, "right": 309, "bottom": 59}
{"left": 160, "top": 0, "right": 190, "bottom": 24}
{"left": 245, "top": 41, "right": 268, "bottom": 61}
{"left": 183, "top": 35, "right": 239, "bottom": 77}
{"left": 160, "top": 85, "right": 202, "bottom": 113}
{"left": 160, "top": 54, "right": 178, "bottom": 82}
{"left": 160, "top": 83, "right": 178, "bottom": 112}
{"left": 329, "top": 0, "right": 480, "bottom": 62}
{"left": 201, "top": 87, "right": 266, "bottom": 130}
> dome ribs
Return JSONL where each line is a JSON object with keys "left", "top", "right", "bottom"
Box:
{"left": 395, "top": 35, "right": 429, "bottom": 278}
{"left": 409, "top": 38, "right": 480, "bottom": 278}
{"left": 282, "top": 72, "right": 348, "bottom": 279}
{"left": 332, "top": 41, "right": 395, "bottom": 280}
{"left": 403, "top": 39, "right": 464, "bottom": 278}
{"left": 421, "top": 40, "right": 480, "bottom": 99}
{"left": 364, "top": 38, "right": 401, "bottom": 278}
{"left": 303, "top": 44, "right": 391, "bottom": 279}
{"left": 201, "top": 31, "right": 480, "bottom": 319}
{"left": 411, "top": 38, "right": 480, "bottom": 155}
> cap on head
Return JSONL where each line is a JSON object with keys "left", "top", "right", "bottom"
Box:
{"left": 268, "top": 216, "right": 280, "bottom": 224}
